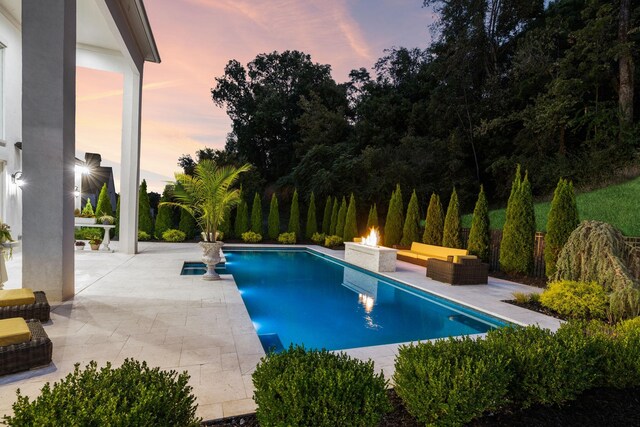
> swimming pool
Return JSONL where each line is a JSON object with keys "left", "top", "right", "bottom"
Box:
{"left": 184, "top": 249, "right": 506, "bottom": 351}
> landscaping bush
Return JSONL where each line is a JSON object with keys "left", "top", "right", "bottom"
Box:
{"left": 384, "top": 185, "right": 403, "bottom": 247}
{"left": 554, "top": 220, "right": 640, "bottom": 320}
{"left": 335, "top": 196, "right": 347, "bottom": 238}
{"left": 251, "top": 192, "right": 263, "bottom": 234}
{"left": 95, "top": 183, "right": 113, "bottom": 217}
{"left": 154, "top": 185, "right": 174, "bottom": 239}
{"left": 252, "top": 345, "right": 390, "bottom": 427}
{"left": 138, "top": 179, "right": 154, "bottom": 236}
{"left": 321, "top": 196, "right": 332, "bottom": 235}
{"left": 288, "top": 190, "right": 301, "bottom": 237}
{"left": 305, "top": 192, "right": 318, "bottom": 240}
{"left": 442, "top": 187, "right": 462, "bottom": 248}
{"left": 422, "top": 193, "right": 443, "bottom": 245}
{"left": 400, "top": 190, "right": 420, "bottom": 247}
{"left": 114, "top": 195, "right": 120, "bottom": 237}
{"left": 329, "top": 197, "right": 339, "bottom": 235}
{"left": 324, "top": 235, "right": 343, "bottom": 248}
{"left": 394, "top": 337, "right": 510, "bottom": 426}
{"left": 267, "top": 194, "right": 280, "bottom": 240}
{"left": 82, "top": 199, "right": 95, "bottom": 217}
{"left": 234, "top": 196, "right": 249, "bottom": 237}
{"left": 138, "top": 231, "right": 151, "bottom": 241}
{"left": 467, "top": 185, "right": 491, "bottom": 261}
{"left": 3, "top": 360, "right": 199, "bottom": 426}
{"left": 512, "top": 291, "right": 540, "bottom": 305}
{"left": 242, "top": 231, "right": 263, "bottom": 243}
{"left": 162, "top": 229, "right": 186, "bottom": 242}
{"left": 179, "top": 209, "right": 199, "bottom": 239}
{"left": 343, "top": 193, "right": 358, "bottom": 242}
{"left": 485, "top": 325, "right": 599, "bottom": 408}
{"left": 278, "top": 232, "right": 296, "bottom": 244}
{"left": 544, "top": 179, "right": 579, "bottom": 277}
{"left": 311, "top": 232, "right": 326, "bottom": 245}
{"left": 540, "top": 280, "right": 609, "bottom": 319}
{"left": 367, "top": 204, "right": 379, "bottom": 230}
{"left": 218, "top": 209, "right": 232, "bottom": 238}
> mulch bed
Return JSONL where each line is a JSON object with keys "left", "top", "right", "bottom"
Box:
{"left": 489, "top": 271, "right": 548, "bottom": 288}
{"left": 503, "top": 299, "right": 565, "bottom": 320}
{"left": 202, "top": 387, "right": 640, "bottom": 426}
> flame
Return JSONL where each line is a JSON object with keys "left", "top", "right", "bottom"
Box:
{"left": 361, "top": 228, "right": 379, "bottom": 247}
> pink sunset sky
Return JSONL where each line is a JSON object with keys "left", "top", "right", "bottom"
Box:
{"left": 76, "top": 0, "right": 435, "bottom": 193}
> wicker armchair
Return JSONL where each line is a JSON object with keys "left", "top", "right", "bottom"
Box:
{"left": 0, "top": 291, "right": 50, "bottom": 322}
{"left": 427, "top": 256, "right": 489, "bottom": 285}
{"left": 0, "top": 319, "right": 53, "bottom": 376}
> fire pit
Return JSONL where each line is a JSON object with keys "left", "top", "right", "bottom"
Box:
{"left": 344, "top": 228, "right": 397, "bottom": 273}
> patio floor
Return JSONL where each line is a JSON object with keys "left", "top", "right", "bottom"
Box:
{"left": 0, "top": 242, "right": 560, "bottom": 421}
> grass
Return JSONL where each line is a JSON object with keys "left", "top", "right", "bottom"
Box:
{"left": 462, "top": 176, "right": 640, "bottom": 236}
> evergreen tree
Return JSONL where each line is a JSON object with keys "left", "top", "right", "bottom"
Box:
{"left": 234, "top": 197, "right": 249, "bottom": 237}
{"left": 95, "top": 183, "right": 113, "bottom": 217}
{"left": 335, "top": 196, "right": 348, "bottom": 238}
{"left": 401, "top": 190, "right": 421, "bottom": 247}
{"left": 442, "top": 187, "right": 462, "bottom": 248}
{"left": 154, "top": 185, "right": 174, "bottom": 239}
{"left": 423, "top": 193, "right": 444, "bottom": 245}
{"left": 178, "top": 209, "right": 199, "bottom": 239}
{"left": 305, "top": 192, "right": 318, "bottom": 239}
{"left": 251, "top": 192, "right": 263, "bottom": 234}
{"left": 384, "top": 184, "right": 404, "bottom": 246}
{"left": 343, "top": 193, "right": 358, "bottom": 242}
{"left": 321, "top": 196, "right": 332, "bottom": 235}
{"left": 545, "top": 179, "right": 579, "bottom": 276}
{"left": 82, "top": 198, "right": 94, "bottom": 216}
{"left": 467, "top": 185, "right": 491, "bottom": 261}
{"left": 329, "top": 197, "right": 339, "bottom": 235}
{"left": 267, "top": 193, "right": 280, "bottom": 240}
{"left": 288, "top": 189, "right": 301, "bottom": 237}
{"left": 138, "top": 179, "right": 154, "bottom": 236}
{"left": 500, "top": 166, "right": 536, "bottom": 274}
{"left": 219, "top": 208, "right": 232, "bottom": 239}
{"left": 114, "top": 195, "right": 120, "bottom": 238}
{"left": 367, "top": 204, "right": 379, "bottom": 230}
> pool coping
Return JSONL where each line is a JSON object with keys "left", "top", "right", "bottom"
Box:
{"left": 222, "top": 243, "right": 561, "bottom": 379}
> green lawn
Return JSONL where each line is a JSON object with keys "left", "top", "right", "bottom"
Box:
{"left": 462, "top": 176, "right": 640, "bottom": 236}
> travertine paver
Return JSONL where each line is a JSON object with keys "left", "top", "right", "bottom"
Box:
{"left": 0, "top": 242, "right": 560, "bottom": 420}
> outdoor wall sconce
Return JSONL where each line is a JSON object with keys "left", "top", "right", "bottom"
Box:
{"left": 11, "top": 171, "right": 23, "bottom": 187}
{"left": 74, "top": 186, "right": 80, "bottom": 198}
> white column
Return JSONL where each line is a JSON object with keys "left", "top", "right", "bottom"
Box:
{"left": 21, "top": 0, "right": 76, "bottom": 301}
{"left": 119, "top": 67, "right": 142, "bottom": 254}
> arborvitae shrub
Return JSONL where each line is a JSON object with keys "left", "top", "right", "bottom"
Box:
{"left": 422, "top": 193, "right": 443, "bottom": 245}
{"left": 499, "top": 166, "right": 535, "bottom": 274}
{"left": 154, "top": 185, "right": 174, "bottom": 239}
{"left": 267, "top": 194, "right": 280, "bottom": 240}
{"left": 442, "top": 187, "right": 462, "bottom": 248}
{"left": 4, "top": 360, "right": 199, "bottom": 426}
{"left": 329, "top": 197, "right": 339, "bottom": 235}
{"left": 288, "top": 190, "right": 301, "bottom": 237}
{"left": 251, "top": 192, "right": 263, "bottom": 234}
{"left": 114, "top": 195, "right": 120, "bottom": 237}
{"left": 253, "top": 346, "right": 391, "bottom": 427}
{"left": 336, "top": 197, "right": 347, "bottom": 238}
{"left": 219, "top": 208, "right": 232, "bottom": 238}
{"left": 82, "top": 199, "right": 94, "bottom": 217}
{"left": 467, "top": 185, "right": 491, "bottom": 261}
{"left": 178, "top": 209, "right": 199, "bottom": 239}
{"left": 545, "top": 179, "right": 579, "bottom": 277}
{"left": 343, "top": 194, "right": 358, "bottom": 242}
{"left": 234, "top": 197, "right": 249, "bottom": 237}
{"left": 322, "top": 196, "right": 332, "bottom": 235}
{"left": 305, "top": 192, "right": 318, "bottom": 240}
{"left": 367, "top": 204, "right": 379, "bottom": 230}
{"left": 138, "top": 179, "right": 154, "bottom": 236}
{"left": 95, "top": 183, "right": 113, "bottom": 217}
{"left": 384, "top": 185, "right": 404, "bottom": 247}
{"left": 401, "top": 190, "right": 420, "bottom": 247}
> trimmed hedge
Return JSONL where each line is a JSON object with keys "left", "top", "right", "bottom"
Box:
{"left": 251, "top": 192, "right": 263, "bottom": 235}
{"left": 544, "top": 179, "right": 579, "bottom": 277}
{"left": 306, "top": 192, "right": 318, "bottom": 240}
{"left": 422, "top": 193, "right": 443, "bottom": 245}
{"left": 400, "top": 190, "right": 420, "bottom": 247}
{"left": 343, "top": 193, "right": 358, "bottom": 242}
{"left": 321, "top": 196, "right": 332, "bottom": 235}
{"left": 384, "top": 185, "right": 404, "bottom": 247}
{"left": 442, "top": 187, "right": 462, "bottom": 248}
{"left": 288, "top": 190, "right": 301, "bottom": 237}
{"left": 267, "top": 194, "right": 280, "bottom": 240}
{"left": 252, "top": 346, "right": 391, "bottom": 427}
{"left": 467, "top": 185, "right": 490, "bottom": 261}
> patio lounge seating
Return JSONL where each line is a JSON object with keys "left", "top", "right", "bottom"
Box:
{"left": 397, "top": 242, "right": 469, "bottom": 267}
{"left": 0, "top": 289, "right": 51, "bottom": 322}
{"left": 427, "top": 256, "right": 489, "bottom": 285}
{"left": 0, "top": 318, "right": 53, "bottom": 376}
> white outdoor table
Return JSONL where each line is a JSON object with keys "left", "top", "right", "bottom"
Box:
{"left": 73, "top": 223, "right": 116, "bottom": 252}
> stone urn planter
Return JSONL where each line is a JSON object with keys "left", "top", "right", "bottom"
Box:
{"left": 200, "top": 241, "right": 224, "bottom": 281}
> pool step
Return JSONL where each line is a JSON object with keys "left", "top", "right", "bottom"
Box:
{"left": 258, "top": 333, "right": 285, "bottom": 354}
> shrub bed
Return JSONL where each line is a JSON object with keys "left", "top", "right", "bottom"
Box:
{"left": 324, "top": 235, "right": 343, "bottom": 248}
{"left": 162, "top": 229, "right": 186, "bottom": 242}
{"left": 540, "top": 280, "right": 609, "bottom": 319}
{"left": 241, "top": 231, "right": 262, "bottom": 243}
{"left": 277, "top": 232, "right": 296, "bottom": 244}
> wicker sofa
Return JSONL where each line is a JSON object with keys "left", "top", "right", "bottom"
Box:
{"left": 397, "top": 242, "right": 469, "bottom": 267}
{"left": 0, "top": 290, "right": 50, "bottom": 322}
{"left": 427, "top": 256, "right": 489, "bottom": 285}
{"left": 0, "top": 319, "right": 53, "bottom": 376}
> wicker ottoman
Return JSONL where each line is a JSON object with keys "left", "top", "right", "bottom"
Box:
{"left": 0, "top": 291, "right": 51, "bottom": 322}
{"left": 427, "top": 257, "right": 489, "bottom": 285}
{"left": 0, "top": 319, "right": 53, "bottom": 376}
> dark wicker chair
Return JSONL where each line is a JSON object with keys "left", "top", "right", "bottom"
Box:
{"left": 0, "top": 291, "right": 50, "bottom": 322}
{"left": 427, "top": 256, "right": 489, "bottom": 285}
{"left": 0, "top": 319, "right": 53, "bottom": 376}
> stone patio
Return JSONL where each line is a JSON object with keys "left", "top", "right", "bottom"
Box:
{"left": 0, "top": 242, "right": 560, "bottom": 421}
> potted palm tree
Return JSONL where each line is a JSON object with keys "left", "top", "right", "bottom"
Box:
{"left": 163, "top": 160, "right": 250, "bottom": 280}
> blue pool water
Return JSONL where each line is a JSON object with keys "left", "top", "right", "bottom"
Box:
{"left": 184, "top": 249, "right": 506, "bottom": 351}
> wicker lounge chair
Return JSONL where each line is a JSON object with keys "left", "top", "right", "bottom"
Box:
{"left": 427, "top": 256, "right": 489, "bottom": 285}
{"left": 0, "top": 319, "right": 53, "bottom": 376}
{"left": 0, "top": 291, "right": 50, "bottom": 322}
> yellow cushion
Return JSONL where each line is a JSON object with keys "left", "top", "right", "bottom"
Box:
{"left": 0, "top": 289, "right": 36, "bottom": 307}
{"left": 397, "top": 250, "right": 418, "bottom": 259}
{"left": 417, "top": 254, "right": 449, "bottom": 261}
{"left": 409, "top": 242, "right": 468, "bottom": 258}
{"left": 0, "top": 318, "right": 31, "bottom": 346}
{"left": 454, "top": 255, "right": 478, "bottom": 263}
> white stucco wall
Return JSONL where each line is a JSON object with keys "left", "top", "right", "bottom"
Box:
{"left": 0, "top": 11, "right": 23, "bottom": 241}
